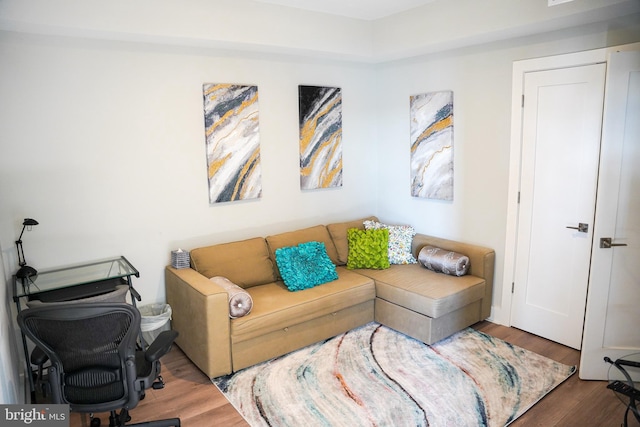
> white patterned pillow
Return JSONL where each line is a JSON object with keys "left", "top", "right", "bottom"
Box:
{"left": 363, "top": 220, "right": 417, "bottom": 265}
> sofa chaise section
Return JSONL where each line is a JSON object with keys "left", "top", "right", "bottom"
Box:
{"left": 363, "top": 234, "right": 494, "bottom": 344}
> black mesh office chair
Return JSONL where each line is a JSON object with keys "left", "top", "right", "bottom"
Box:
{"left": 17, "top": 302, "right": 180, "bottom": 427}
{"left": 26, "top": 285, "right": 132, "bottom": 397}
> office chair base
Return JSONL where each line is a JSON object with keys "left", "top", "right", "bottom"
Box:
{"left": 152, "top": 375, "right": 165, "bottom": 390}
{"left": 88, "top": 409, "right": 179, "bottom": 427}
{"left": 108, "top": 409, "right": 132, "bottom": 427}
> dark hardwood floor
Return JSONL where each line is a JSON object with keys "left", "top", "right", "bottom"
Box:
{"left": 69, "top": 321, "right": 632, "bottom": 427}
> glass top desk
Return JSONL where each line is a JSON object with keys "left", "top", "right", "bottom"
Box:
{"left": 13, "top": 256, "right": 141, "bottom": 305}
{"left": 12, "top": 256, "right": 141, "bottom": 402}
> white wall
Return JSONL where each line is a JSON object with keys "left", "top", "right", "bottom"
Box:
{"left": 372, "top": 0, "right": 639, "bottom": 60}
{"left": 0, "top": 252, "right": 22, "bottom": 404}
{"left": 0, "top": 32, "right": 378, "bottom": 304}
{"left": 0, "top": 0, "right": 375, "bottom": 61}
{"left": 2, "top": 0, "right": 637, "bottom": 62}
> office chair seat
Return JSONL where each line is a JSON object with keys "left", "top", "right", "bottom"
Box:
{"left": 18, "top": 302, "right": 180, "bottom": 427}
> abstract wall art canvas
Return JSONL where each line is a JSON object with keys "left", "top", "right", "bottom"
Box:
{"left": 298, "top": 85, "right": 343, "bottom": 190}
{"left": 410, "top": 91, "right": 454, "bottom": 201}
{"left": 202, "top": 84, "right": 262, "bottom": 204}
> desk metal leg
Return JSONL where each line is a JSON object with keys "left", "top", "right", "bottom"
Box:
{"left": 20, "top": 332, "right": 36, "bottom": 403}
{"left": 125, "top": 277, "right": 147, "bottom": 349}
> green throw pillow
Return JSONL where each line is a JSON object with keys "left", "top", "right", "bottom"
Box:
{"left": 346, "top": 228, "right": 390, "bottom": 270}
{"left": 275, "top": 241, "right": 338, "bottom": 291}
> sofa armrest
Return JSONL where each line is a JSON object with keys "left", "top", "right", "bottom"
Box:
{"left": 165, "top": 266, "right": 232, "bottom": 378}
{"left": 411, "top": 234, "right": 495, "bottom": 319}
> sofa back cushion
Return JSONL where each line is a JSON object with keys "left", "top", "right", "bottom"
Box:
{"left": 190, "top": 237, "right": 277, "bottom": 288}
{"left": 266, "top": 225, "right": 339, "bottom": 276}
{"left": 327, "top": 216, "right": 378, "bottom": 265}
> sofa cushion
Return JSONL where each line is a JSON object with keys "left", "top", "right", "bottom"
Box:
{"left": 275, "top": 242, "right": 338, "bottom": 291}
{"left": 266, "top": 225, "right": 339, "bottom": 268}
{"left": 209, "top": 276, "right": 254, "bottom": 318}
{"left": 327, "top": 216, "right": 378, "bottom": 265}
{"left": 418, "top": 245, "right": 470, "bottom": 276}
{"left": 346, "top": 228, "right": 390, "bottom": 270}
{"left": 364, "top": 220, "right": 417, "bottom": 265}
{"left": 190, "top": 237, "right": 277, "bottom": 288}
{"left": 358, "top": 264, "right": 485, "bottom": 318}
{"left": 231, "top": 267, "right": 375, "bottom": 343}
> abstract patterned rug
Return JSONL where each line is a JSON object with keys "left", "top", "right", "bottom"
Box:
{"left": 213, "top": 323, "right": 575, "bottom": 427}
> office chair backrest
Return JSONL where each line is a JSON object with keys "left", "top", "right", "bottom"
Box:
{"left": 18, "top": 303, "right": 142, "bottom": 413}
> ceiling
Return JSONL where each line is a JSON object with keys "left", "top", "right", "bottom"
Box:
{"left": 252, "top": 0, "right": 437, "bottom": 20}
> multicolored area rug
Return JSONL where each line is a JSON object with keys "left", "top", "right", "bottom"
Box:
{"left": 213, "top": 323, "right": 575, "bottom": 427}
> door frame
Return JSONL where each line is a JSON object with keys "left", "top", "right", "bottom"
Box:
{"left": 493, "top": 43, "right": 640, "bottom": 327}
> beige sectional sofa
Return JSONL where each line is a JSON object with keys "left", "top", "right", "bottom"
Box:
{"left": 165, "top": 216, "right": 495, "bottom": 379}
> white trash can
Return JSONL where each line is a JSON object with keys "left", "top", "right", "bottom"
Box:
{"left": 139, "top": 303, "right": 172, "bottom": 345}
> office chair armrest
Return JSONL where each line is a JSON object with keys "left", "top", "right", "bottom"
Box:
{"left": 31, "top": 346, "right": 48, "bottom": 366}
{"left": 145, "top": 330, "right": 178, "bottom": 363}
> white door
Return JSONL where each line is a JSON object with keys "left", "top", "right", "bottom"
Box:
{"left": 511, "top": 64, "right": 606, "bottom": 349}
{"left": 580, "top": 50, "right": 640, "bottom": 380}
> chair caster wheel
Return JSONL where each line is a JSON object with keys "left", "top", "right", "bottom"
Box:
{"left": 90, "top": 417, "right": 101, "bottom": 427}
{"left": 152, "top": 375, "right": 166, "bottom": 390}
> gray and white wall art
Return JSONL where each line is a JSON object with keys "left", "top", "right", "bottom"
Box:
{"left": 202, "top": 84, "right": 262, "bottom": 203}
{"left": 298, "top": 85, "right": 343, "bottom": 190}
{"left": 410, "top": 91, "right": 454, "bottom": 201}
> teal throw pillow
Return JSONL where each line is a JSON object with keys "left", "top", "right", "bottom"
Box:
{"left": 275, "top": 241, "right": 338, "bottom": 291}
{"left": 346, "top": 228, "right": 390, "bottom": 270}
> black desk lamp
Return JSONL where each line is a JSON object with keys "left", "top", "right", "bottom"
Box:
{"left": 15, "top": 218, "right": 39, "bottom": 279}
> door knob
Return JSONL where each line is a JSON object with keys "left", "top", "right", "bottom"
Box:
{"left": 600, "top": 237, "right": 628, "bottom": 248}
{"left": 566, "top": 223, "right": 589, "bottom": 233}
